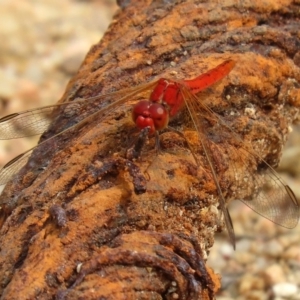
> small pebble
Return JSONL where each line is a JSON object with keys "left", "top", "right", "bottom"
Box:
{"left": 239, "top": 274, "right": 266, "bottom": 294}
{"left": 220, "top": 243, "right": 235, "bottom": 258}
{"left": 235, "top": 251, "right": 255, "bottom": 265}
{"left": 263, "top": 264, "right": 286, "bottom": 284}
{"left": 272, "top": 282, "right": 298, "bottom": 297}
{"left": 262, "top": 240, "right": 283, "bottom": 257}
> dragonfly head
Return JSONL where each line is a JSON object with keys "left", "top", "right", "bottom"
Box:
{"left": 132, "top": 100, "right": 169, "bottom": 134}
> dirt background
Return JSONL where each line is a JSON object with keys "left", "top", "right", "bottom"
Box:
{"left": 0, "top": 0, "right": 299, "bottom": 299}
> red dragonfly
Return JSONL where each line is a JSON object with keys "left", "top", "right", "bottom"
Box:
{"left": 0, "top": 60, "right": 298, "bottom": 248}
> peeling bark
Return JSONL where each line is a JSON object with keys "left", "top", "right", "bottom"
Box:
{"left": 0, "top": 0, "right": 299, "bottom": 299}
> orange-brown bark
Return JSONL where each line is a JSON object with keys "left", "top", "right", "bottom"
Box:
{"left": 0, "top": 0, "right": 299, "bottom": 299}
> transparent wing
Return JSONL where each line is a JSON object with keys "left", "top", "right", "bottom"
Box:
{"left": 0, "top": 108, "right": 55, "bottom": 139}
{"left": 0, "top": 82, "right": 158, "bottom": 140}
{"left": 0, "top": 80, "right": 158, "bottom": 185}
{"left": 180, "top": 86, "right": 299, "bottom": 235}
{"left": 0, "top": 152, "right": 33, "bottom": 185}
{"left": 180, "top": 87, "right": 236, "bottom": 247}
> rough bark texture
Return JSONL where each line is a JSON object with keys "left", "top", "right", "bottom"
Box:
{"left": 0, "top": 0, "right": 300, "bottom": 299}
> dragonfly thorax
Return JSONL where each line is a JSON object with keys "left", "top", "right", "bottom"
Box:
{"left": 150, "top": 78, "right": 185, "bottom": 117}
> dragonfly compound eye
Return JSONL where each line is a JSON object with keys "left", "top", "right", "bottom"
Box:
{"left": 148, "top": 102, "right": 169, "bottom": 131}
{"left": 132, "top": 100, "right": 169, "bottom": 134}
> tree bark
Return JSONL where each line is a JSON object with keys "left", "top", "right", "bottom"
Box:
{"left": 0, "top": 0, "right": 299, "bottom": 299}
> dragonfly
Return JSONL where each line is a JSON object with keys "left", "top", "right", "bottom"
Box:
{"left": 0, "top": 60, "right": 298, "bottom": 248}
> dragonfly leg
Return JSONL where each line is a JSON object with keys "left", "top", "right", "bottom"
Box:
{"left": 126, "top": 126, "right": 151, "bottom": 160}
{"left": 167, "top": 126, "right": 199, "bottom": 166}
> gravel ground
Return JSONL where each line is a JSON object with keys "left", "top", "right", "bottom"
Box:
{"left": 0, "top": 0, "right": 117, "bottom": 166}
{"left": 0, "top": 1, "right": 299, "bottom": 299}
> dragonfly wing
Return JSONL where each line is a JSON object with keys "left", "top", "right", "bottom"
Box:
{"left": 239, "top": 159, "right": 299, "bottom": 228}
{"left": 0, "top": 81, "right": 158, "bottom": 140}
{"left": 0, "top": 80, "right": 158, "bottom": 185}
{"left": 179, "top": 86, "right": 236, "bottom": 247}
{"left": 203, "top": 106, "right": 300, "bottom": 229}
{"left": 0, "top": 101, "right": 92, "bottom": 139}
{"left": 180, "top": 85, "right": 299, "bottom": 231}
{"left": 0, "top": 151, "right": 33, "bottom": 185}
{"left": 207, "top": 125, "right": 299, "bottom": 229}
